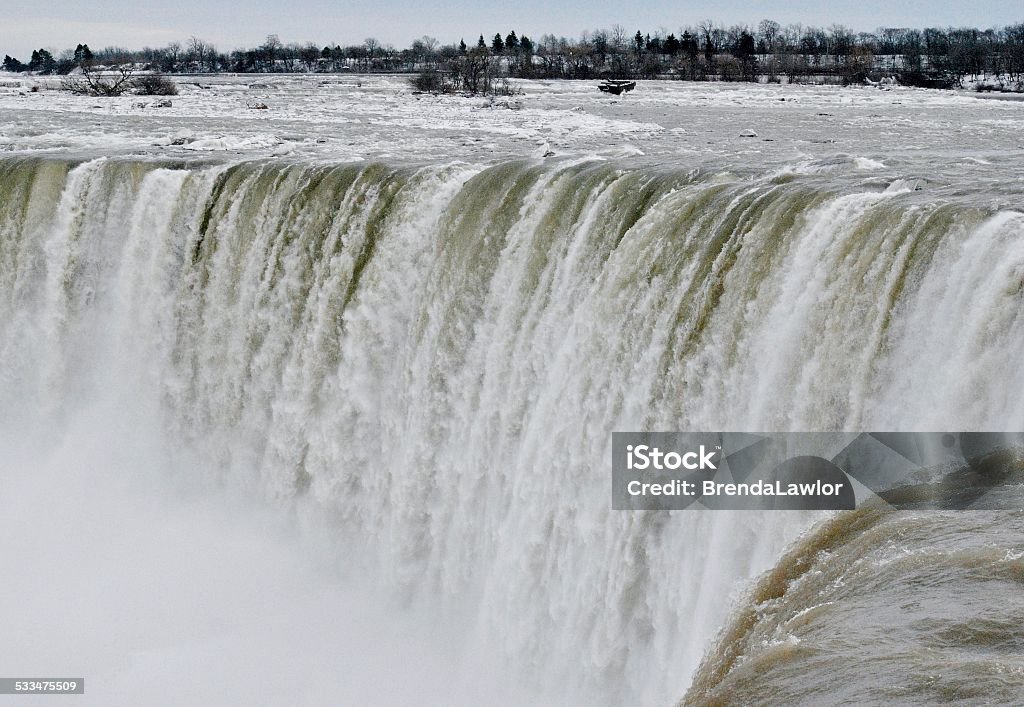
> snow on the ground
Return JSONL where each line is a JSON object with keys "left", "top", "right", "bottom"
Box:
{"left": 1, "top": 73, "right": 1022, "bottom": 189}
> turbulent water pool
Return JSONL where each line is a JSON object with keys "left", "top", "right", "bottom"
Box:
{"left": 1, "top": 76, "right": 1023, "bottom": 705}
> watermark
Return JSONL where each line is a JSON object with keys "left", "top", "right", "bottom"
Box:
{"left": 0, "top": 679, "right": 84, "bottom": 694}
{"left": 612, "top": 432, "right": 1024, "bottom": 510}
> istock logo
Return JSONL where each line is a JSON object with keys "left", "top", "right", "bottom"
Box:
{"left": 626, "top": 444, "right": 717, "bottom": 471}
{"left": 613, "top": 431, "right": 1024, "bottom": 511}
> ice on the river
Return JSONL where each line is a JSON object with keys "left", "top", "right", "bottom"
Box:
{"left": 1, "top": 73, "right": 1022, "bottom": 187}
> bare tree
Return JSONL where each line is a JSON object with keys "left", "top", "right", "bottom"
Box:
{"left": 410, "top": 37, "right": 439, "bottom": 69}
{"left": 134, "top": 72, "right": 178, "bottom": 95}
{"left": 758, "top": 19, "right": 780, "bottom": 55}
{"left": 450, "top": 46, "right": 497, "bottom": 93}
{"left": 164, "top": 42, "right": 181, "bottom": 72}
{"left": 298, "top": 43, "right": 321, "bottom": 71}
{"left": 261, "top": 34, "right": 282, "bottom": 71}
{"left": 187, "top": 36, "right": 214, "bottom": 72}
{"left": 61, "top": 64, "right": 137, "bottom": 96}
{"left": 610, "top": 24, "right": 628, "bottom": 52}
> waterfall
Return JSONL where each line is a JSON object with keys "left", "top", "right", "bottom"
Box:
{"left": 1, "top": 155, "right": 1022, "bottom": 704}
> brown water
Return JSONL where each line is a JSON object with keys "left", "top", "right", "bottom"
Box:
{"left": 685, "top": 503, "right": 1024, "bottom": 705}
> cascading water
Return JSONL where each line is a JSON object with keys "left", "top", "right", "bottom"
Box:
{"left": 1, "top": 155, "right": 1022, "bottom": 705}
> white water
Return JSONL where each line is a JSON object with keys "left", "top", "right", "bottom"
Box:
{"left": 1, "top": 155, "right": 1022, "bottom": 705}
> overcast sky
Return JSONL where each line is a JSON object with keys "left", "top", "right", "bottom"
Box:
{"left": 2, "top": 0, "right": 1019, "bottom": 59}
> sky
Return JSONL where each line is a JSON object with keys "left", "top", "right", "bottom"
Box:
{"left": 1, "top": 0, "right": 1019, "bottom": 59}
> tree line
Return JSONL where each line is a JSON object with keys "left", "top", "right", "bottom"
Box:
{"left": 4, "top": 20, "right": 1024, "bottom": 90}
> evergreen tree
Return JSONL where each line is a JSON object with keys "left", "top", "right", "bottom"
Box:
{"left": 682, "top": 31, "right": 699, "bottom": 58}
{"left": 737, "top": 31, "right": 756, "bottom": 59}
{"left": 73, "top": 43, "right": 93, "bottom": 66}
{"left": 736, "top": 31, "right": 757, "bottom": 81}
{"left": 2, "top": 55, "right": 25, "bottom": 71}
{"left": 28, "top": 49, "right": 55, "bottom": 73}
{"left": 459, "top": 39, "right": 467, "bottom": 54}
{"left": 492, "top": 33, "right": 504, "bottom": 53}
{"left": 505, "top": 31, "right": 519, "bottom": 52}
{"left": 664, "top": 34, "right": 681, "bottom": 55}
{"left": 478, "top": 34, "right": 487, "bottom": 49}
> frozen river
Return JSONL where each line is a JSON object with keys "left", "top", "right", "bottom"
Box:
{"left": 2, "top": 74, "right": 1022, "bottom": 193}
